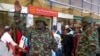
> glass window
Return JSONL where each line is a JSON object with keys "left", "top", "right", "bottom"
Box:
{"left": 99, "top": 7, "right": 100, "bottom": 14}
{"left": 92, "top": 0, "right": 99, "bottom": 5}
{"left": 83, "top": 2, "right": 91, "bottom": 11}
{"left": 92, "top": 5, "right": 98, "bottom": 13}
{"left": 0, "top": 11, "right": 28, "bottom": 26}
{"left": 52, "top": 0, "right": 70, "bottom": 4}
{"left": 88, "top": 0, "right": 92, "bottom": 2}
{"left": 0, "top": 11, "right": 9, "bottom": 26}
{"left": 71, "top": 0, "right": 82, "bottom": 8}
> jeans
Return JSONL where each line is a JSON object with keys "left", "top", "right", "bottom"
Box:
{"left": 56, "top": 49, "right": 61, "bottom": 56}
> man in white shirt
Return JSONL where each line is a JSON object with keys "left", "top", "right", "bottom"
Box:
{"left": 1, "top": 26, "right": 26, "bottom": 56}
{"left": 52, "top": 26, "right": 62, "bottom": 56}
{"left": 0, "top": 25, "right": 10, "bottom": 56}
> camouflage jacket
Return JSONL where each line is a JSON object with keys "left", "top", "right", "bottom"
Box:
{"left": 76, "top": 28, "right": 99, "bottom": 56}
{"left": 16, "top": 19, "right": 57, "bottom": 56}
{"left": 28, "top": 29, "right": 56, "bottom": 56}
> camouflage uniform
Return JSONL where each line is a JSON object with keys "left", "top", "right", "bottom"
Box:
{"left": 15, "top": 17, "right": 56, "bottom": 56}
{"left": 76, "top": 28, "right": 99, "bottom": 56}
{"left": 29, "top": 29, "right": 55, "bottom": 56}
{"left": 76, "top": 16, "right": 99, "bottom": 56}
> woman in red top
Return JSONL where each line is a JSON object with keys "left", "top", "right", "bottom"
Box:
{"left": 72, "top": 27, "right": 81, "bottom": 56}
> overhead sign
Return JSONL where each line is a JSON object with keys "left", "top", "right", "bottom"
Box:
{"left": 94, "top": 19, "right": 100, "bottom": 22}
{"left": 27, "top": 5, "right": 58, "bottom": 17}
{"left": 74, "top": 16, "right": 82, "bottom": 20}
{"left": 58, "top": 12, "right": 73, "bottom": 19}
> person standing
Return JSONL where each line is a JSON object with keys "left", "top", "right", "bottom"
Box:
{"left": 52, "top": 26, "right": 62, "bottom": 56}
{"left": 72, "top": 27, "right": 80, "bottom": 56}
{"left": 61, "top": 25, "right": 73, "bottom": 56}
{"left": 76, "top": 16, "right": 99, "bottom": 56}
{"left": 29, "top": 19, "right": 57, "bottom": 56}
{"left": 15, "top": 16, "right": 57, "bottom": 56}
{"left": 1, "top": 26, "right": 26, "bottom": 56}
{"left": 0, "top": 25, "right": 10, "bottom": 56}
